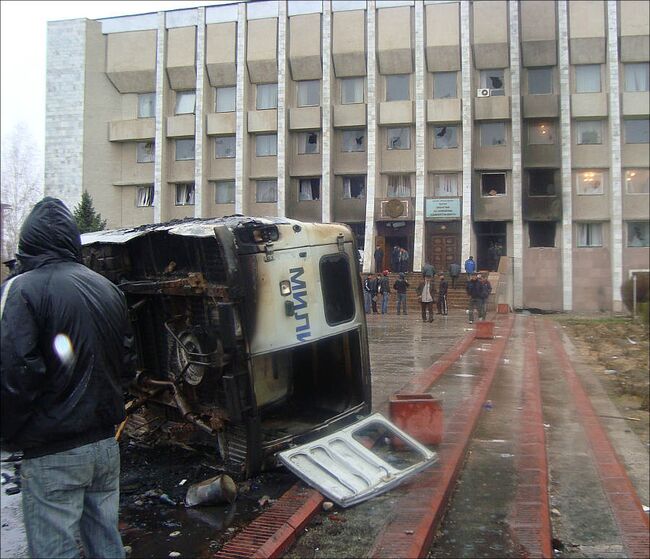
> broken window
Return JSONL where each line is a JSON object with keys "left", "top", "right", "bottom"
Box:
{"left": 215, "top": 135, "right": 236, "bottom": 158}
{"left": 257, "top": 83, "right": 278, "bottom": 110}
{"left": 625, "top": 169, "right": 650, "bottom": 194}
{"left": 480, "top": 69, "right": 505, "bottom": 95}
{"left": 433, "top": 125, "right": 458, "bottom": 149}
{"left": 136, "top": 186, "right": 154, "bottom": 207}
{"left": 299, "top": 178, "right": 321, "bottom": 201}
{"left": 528, "top": 121, "right": 555, "bottom": 145}
{"left": 576, "top": 171, "right": 604, "bottom": 195}
{"left": 341, "top": 77, "right": 364, "bottom": 104}
{"left": 529, "top": 169, "right": 556, "bottom": 196}
{"left": 480, "top": 122, "right": 506, "bottom": 146}
{"left": 481, "top": 173, "right": 506, "bottom": 196}
{"left": 387, "top": 127, "right": 410, "bottom": 150}
{"left": 342, "top": 129, "right": 365, "bottom": 152}
{"left": 297, "top": 80, "right": 320, "bottom": 107}
{"left": 175, "top": 138, "right": 195, "bottom": 161}
{"left": 215, "top": 86, "right": 236, "bottom": 113}
{"left": 386, "top": 75, "right": 410, "bottom": 101}
{"left": 528, "top": 67, "right": 553, "bottom": 95}
{"left": 214, "top": 180, "right": 235, "bottom": 204}
{"left": 575, "top": 120, "right": 602, "bottom": 145}
{"left": 342, "top": 176, "right": 365, "bottom": 199}
{"left": 320, "top": 253, "right": 355, "bottom": 325}
{"left": 575, "top": 64, "right": 601, "bottom": 93}
{"left": 529, "top": 222, "right": 556, "bottom": 247}
{"left": 138, "top": 93, "right": 155, "bottom": 118}
{"left": 175, "top": 90, "right": 196, "bottom": 114}
{"left": 256, "top": 179, "right": 277, "bottom": 203}
{"left": 577, "top": 222, "right": 603, "bottom": 247}
{"left": 298, "top": 132, "right": 320, "bottom": 154}
{"left": 387, "top": 175, "right": 412, "bottom": 197}
{"left": 256, "top": 134, "right": 277, "bottom": 157}
{"left": 433, "top": 72, "right": 457, "bottom": 99}
{"left": 431, "top": 174, "right": 459, "bottom": 197}
{"left": 627, "top": 221, "right": 649, "bottom": 247}
{"left": 175, "top": 183, "right": 195, "bottom": 206}
{"left": 136, "top": 141, "right": 154, "bottom": 163}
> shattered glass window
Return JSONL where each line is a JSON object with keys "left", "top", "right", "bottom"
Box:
{"left": 342, "top": 129, "right": 365, "bottom": 152}
{"left": 387, "top": 127, "right": 410, "bottom": 150}
{"left": 175, "top": 183, "right": 195, "bottom": 206}
{"left": 298, "top": 132, "right": 320, "bottom": 154}
{"left": 480, "top": 69, "right": 505, "bottom": 96}
{"left": 320, "top": 254, "right": 354, "bottom": 325}
{"left": 433, "top": 125, "right": 458, "bottom": 149}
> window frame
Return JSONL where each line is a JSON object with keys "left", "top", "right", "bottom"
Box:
{"left": 627, "top": 221, "right": 650, "bottom": 247}
{"left": 135, "top": 185, "right": 154, "bottom": 207}
{"left": 215, "top": 135, "right": 236, "bottom": 159}
{"left": 625, "top": 169, "right": 650, "bottom": 194}
{"left": 623, "top": 119, "right": 650, "bottom": 144}
{"left": 528, "top": 121, "right": 556, "bottom": 145}
{"left": 255, "top": 179, "right": 278, "bottom": 203}
{"left": 255, "top": 133, "right": 278, "bottom": 157}
{"left": 433, "top": 125, "right": 459, "bottom": 149}
{"left": 342, "top": 175, "right": 366, "bottom": 199}
{"left": 480, "top": 69, "right": 505, "bottom": 96}
{"left": 385, "top": 74, "right": 411, "bottom": 102}
{"left": 136, "top": 141, "right": 155, "bottom": 163}
{"left": 298, "top": 177, "right": 321, "bottom": 201}
{"left": 432, "top": 71, "right": 457, "bottom": 99}
{"left": 215, "top": 86, "right": 236, "bottom": 113}
{"left": 480, "top": 122, "right": 507, "bottom": 147}
{"left": 431, "top": 173, "right": 459, "bottom": 197}
{"left": 175, "top": 90, "right": 196, "bottom": 115}
{"left": 340, "top": 77, "right": 364, "bottom": 105}
{"left": 214, "top": 180, "right": 235, "bottom": 204}
{"left": 174, "top": 182, "right": 195, "bottom": 206}
{"left": 528, "top": 169, "right": 557, "bottom": 197}
{"left": 256, "top": 83, "right": 278, "bottom": 110}
{"left": 175, "top": 138, "right": 195, "bottom": 161}
{"left": 624, "top": 62, "right": 650, "bottom": 93}
{"left": 576, "top": 171, "right": 605, "bottom": 196}
{"left": 387, "top": 174, "right": 412, "bottom": 198}
{"left": 576, "top": 222, "right": 604, "bottom": 248}
{"left": 319, "top": 253, "right": 355, "bottom": 326}
{"left": 297, "top": 80, "right": 320, "bottom": 107}
{"left": 297, "top": 131, "right": 320, "bottom": 155}
{"left": 342, "top": 129, "right": 366, "bottom": 152}
{"left": 481, "top": 173, "right": 507, "bottom": 197}
{"left": 575, "top": 120, "right": 603, "bottom": 145}
{"left": 528, "top": 221, "right": 556, "bottom": 248}
{"left": 574, "top": 64, "right": 601, "bottom": 93}
{"left": 138, "top": 93, "right": 156, "bottom": 118}
{"left": 527, "top": 67, "right": 553, "bottom": 95}
{"left": 387, "top": 127, "right": 411, "bottom": 150}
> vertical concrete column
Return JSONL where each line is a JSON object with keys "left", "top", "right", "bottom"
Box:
{"left": 362, "top": 1, "right": 377, "bottom": 273}
{"left": 154, "top": 12, "right": 168, "bottom": 224}
{"left": 235, "top": 3, "right": 247, "bottom": 215}
{"left": 413, "top": 0, "right": 426, "bottom": 273}
{"left": 321, "top": 1, "right": 332, "bottom": 224}
{"left": 558, "top": 0, "right": 573, "bottom": 311}
{"left": 509, "top": 1, "right": 523, "bottom": 308}
{"left": 277, "top": 0, "right": 288, "bottom": 217}
{"left": 607, "top": 0, "right": 623, "bottom": 312}
{"left": 460, "top": 0, "right": 473, "bottom": 264}
{"left": 194, "top": 7, "right": 206, "bottom": 218}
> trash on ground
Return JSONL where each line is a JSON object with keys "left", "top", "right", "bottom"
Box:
{"left": 185, "top": 475, "right": 237, "bottom": 507}
{"left": 626, "top": 337, "right": 638, "bottom": 345}
{"left": 605, "top": 369, "right": 618, "bottom": 375}
{"left": 169, "top": 552, "right": 181, "bottom": 558}
{"left": 160, "top": 494, "right": 177, "bottom": 506}
{"left": 483, "top": 400, "right": 493, "bottom": 410}
{"left": 552, "top": 508, "right": 561, "bottom": 516}
{"left": 642, "top": 505, "right": 649, "bottom": 512}
{"left": 322, "top": 501, "right": 334, "bottom": 511}
{"left": 257, "top": 495, "right": 272, "bottom": 507}
{"left": 169, "top": 531, "right": 181, "bottom": 538}
{"left": 178, "top": 479, "right": 187, "bottom": 486}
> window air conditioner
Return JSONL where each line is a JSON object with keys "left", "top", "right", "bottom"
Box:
{"left": 477, "top": 88, "right": 491, "bottom": 98}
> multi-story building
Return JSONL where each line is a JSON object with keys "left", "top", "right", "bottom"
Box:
{"left": 45, "top": 0, "right": 649, "bottom": 312}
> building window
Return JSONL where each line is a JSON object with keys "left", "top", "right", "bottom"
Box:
{"left": 215, "top": 86, "right": 236, "bottom": 113}
{"left": 575, "top": 64, "right": 601, "bottom": 93}
{"left": 299, "top": 178, "right": 321, "bottom": 201}
{"left": 387, "top": 127, "right": 410, "bottom": 150}
{"left": 214, "top": 180, "right": 235, "bottom": 204}
{"left": 624, "top": 63, "right": 649, "bottom": 92}
{"left": 136, "top": 186, "right": 154, "bottom": 207}
{"left": 215, "top": 135, "right": 235, "bottom": 158}
{"left": 297, "top": 80, "right": 320, "bottom": 107}
{"left": 576, "top": 171, "right": 604, "bottom": 195}
{"left": 627, "top": 221, "right": 649, "bottom": 247}
{"left": 433, "top": 125, "right": 458, "bottom": 149}
{"left": 256, "top": 134, "right": 277, "bottom": 156}
{"left": 138, "top": 93, "right": 155, "bottom": 118}
{"left": 257, "top": 83, "right": 277, "bottom": 110}
{"left": 342, "top": 176, "right": 365, "bottom": 199}
{"left": 387, "top": 175, "right": 411, "bottom": 197}
{"left": 577, "top": 222, "right": 603, "bottom": 247}
{"left": 528, "top": 121, "right": 555, "bottom": 144}
{"left": 136, "top": 141, "right": 154, "bottom": 163}
{"left": 480, "top": 122, "right": 506, "bottom": 146}
{"left": 625, "top": 169, "right": 650, "bottom": 194}
{"left": 575, "top": 120, "right": 602, "bottom": 145}
{"left": 431, "top": 174, "right": 458, "bottom": 197}
{"left": 175, "top": 183, "right": 195, "bottom": 206}
{"left": 481, "top": 173, "right": 506, "bottom": 196}
{"left": 175, "top": 91, "right": 196, "bottom": 114}
{"left": 529, "top": 169, "right": 556, "bottom": 196}
{"left": 624, "top": 119, "right": 650, "bottom": 144}
{"left": 385, "top": 75, "right": 410, "bottom": 101}
{"left": 341, "top": 77, "right": 364, "bottom": 104}
{"left": 527, "top": 67, "right": 553, "bottom": 95}
{"left": 480, "top": 69, "right": 505, "bottom": 95}
{"left": 175, "top": 138, "right": 195, "bottom": 161}
{"left": 433, "top": 72, "right": 457, "bottom": 99}
{"left": 256, "top": 179, "right": 277, "bottom": 203}
{"left": 298, "top": 131, "right": 319, "bottom": 154}
{"left": 342, "top": 129, "right": 365, "bottom": 152}
{"left": 529, "top": 222, "right": 556, "bottom": 248}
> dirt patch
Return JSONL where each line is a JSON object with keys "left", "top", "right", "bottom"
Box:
{"left": 553, "top": 316, "right": 649, "bottom": 445}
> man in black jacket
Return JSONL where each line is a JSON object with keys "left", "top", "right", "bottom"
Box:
{"left": 1, "top": 197, "right": 136, "bottom": 559}
{"left": 466, "top": 273, "right": 481, "bottom": 323}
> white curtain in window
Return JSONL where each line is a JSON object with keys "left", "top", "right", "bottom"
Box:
{"left": 575, "top": 65, "right": 601, "bottom": 93}
{"left": 136, "top": 186, "right": 153, "bottom": 207}
{"left": 434, "top": 174, "right": 458, "bottom": 197}
{"left": 388, "top": 175, "right": 411, "bottom": 197}
{"left": 341, "top": 78, "right": 363, "bottom": 104}
{"left": 578, "top": 223, "right": 603, "bottom": 247}
{"left": 256, "top": 134, "right": 277, "bottom": 156}
{"left": 216, "top": 87, "right": 236, "bottom": 112}
{"left": 343, "top": 177, "right": 352, "bottom": 199}
{"left": 176, "top": 183, "right": 195, "bottom": 206}
{"left": 215, "top": 181, "right": 235, "bottom": 204}
{"left": 299, "top": 179, "right": 315, "bottom": 201}
{"left": 175, "top": 91, "right": 196, "bottom": 114}
{"left": 257, "top": 83, "right": 277, "bottom": 109}
{"left": 256, "top": 180, "right": 277, "bottom": 202}
{"left": 298, "top": 81, "right": 319, "bottom": 107}
{"left": 300, "top": 132, "right": 319, "bottom": 154}
{"left": 625, "top": 63, "right": 649, "bottom": 92}
{"left": 138, "top": 93, "right": 155, "bottom": 118}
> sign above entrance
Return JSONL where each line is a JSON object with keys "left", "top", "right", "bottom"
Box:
{"left": 425, "top": 198, "right": 461, "bottom": 219}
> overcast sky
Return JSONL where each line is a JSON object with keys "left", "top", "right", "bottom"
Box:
{"left": 0, "top": 1, "right": 226, "bottom": 152}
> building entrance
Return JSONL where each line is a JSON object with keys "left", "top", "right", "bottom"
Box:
{"left": 475, "top": 222, "right": 507, "bottom": 272}
{"left": 426, "top": 221, "right": 461, "bottom": 274}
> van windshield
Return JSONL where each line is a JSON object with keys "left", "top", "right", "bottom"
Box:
{"left": 320, "top": 254, "right": 355, "bottom": 325}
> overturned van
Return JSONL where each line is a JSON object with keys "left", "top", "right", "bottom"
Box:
{"left": 81, "top": 216, "right": 371, "bottom": 477}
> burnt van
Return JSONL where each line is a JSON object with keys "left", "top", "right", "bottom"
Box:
{"left": 81, "top": 216, "right": 372, "bottom": 477}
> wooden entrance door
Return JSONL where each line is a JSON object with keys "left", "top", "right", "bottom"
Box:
{"left": 428, "top": 235, "right": 459, "bottom": 273}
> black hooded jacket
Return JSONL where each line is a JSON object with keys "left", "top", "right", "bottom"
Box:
{"left": 1, "top": 197, "right": 136, "bottom": 458}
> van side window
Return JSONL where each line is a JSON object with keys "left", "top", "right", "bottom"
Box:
{"left": 320, "top": 254, "right": 355, "bottom": 325}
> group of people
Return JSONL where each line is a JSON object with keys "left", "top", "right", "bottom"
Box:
{"left": 373, "top": 245, "right": 410, "bottom": 274}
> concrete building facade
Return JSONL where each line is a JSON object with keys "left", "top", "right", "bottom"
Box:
{"left": 45, "top": 0, "right": 649, "bottom": 312}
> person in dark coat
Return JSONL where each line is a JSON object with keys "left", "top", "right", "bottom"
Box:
{"left": 391, "top": 245, "right": 401, "bottom": 273}
{"left": 449, "top": 262, "right": 461, "bottom": 289}
{"left": 373, "top": 245, "right": 384, "bottom": 273}
{"left": 436, "top": 273, "right": 448, "bottom": 316}
{"left": 363, "top": 274, "right": 374, "bottom": 314}
{"left": 478, "top": 274, "right": 493, "bottom": 320}
{"left": 378, "top": 270, "right": 391, "bottom": 314}
{"left": 466, "top": 273, "right": 481, "bottom": 323}
{"left": 393, "top": 272, "right": 409, "bottom": 315}
{"left": 1, "top": 197, "right": 136, "bottom": 559}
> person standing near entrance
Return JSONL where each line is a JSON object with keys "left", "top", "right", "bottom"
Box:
{"left": 391, "top": 245, "right": 401, "bottom": 273}
{"left": 399, "top": 247, "right": 409, "bottom": 273}
{"left": 437, "top": 273, "right": 448, "bottom": 316}
{"left": 422, "top": 261, "right": 435, "bottom": 278}
{"left": 478, "top": 273, "right": 492, "bottom": 320}
{"left": 449, "top": 261, "right": 461, "bottom": 289}
{"left": 363, "top": 274, "right": 374, "bottom": 314}
{"left": 393, "top": 273, "right": 409, "bottom": 315}
{"left": 378, "top": 270, "right": 391, "bottom": 314}
{"left": 466, "top": 273, "right": 481, "bottom": 323}
{"left": 417, "top": 274, "right": 435, "bottom": 323}
{"left": 373, "top": 245, "right": 384, "bottom": 273}
{"left": 464, "top": 255, "right": 476, "bottom": 275}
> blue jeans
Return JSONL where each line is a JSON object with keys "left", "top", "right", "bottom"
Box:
{"left": 381, "top": 293, "right": 390, "bottom": 314}
{"left": 21, "top": 437, "right": 124, "bottom": 559}
{"left": 396, "top": 293, "right": 407, "bottom": 314}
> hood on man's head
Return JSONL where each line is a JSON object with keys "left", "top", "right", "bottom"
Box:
{"left": 17, "top": 197, "right": 82, "bottom": 270}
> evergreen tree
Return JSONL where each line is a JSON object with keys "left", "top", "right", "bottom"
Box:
{"left": 73, "top": 191, "right": 107, "bottom": 234}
